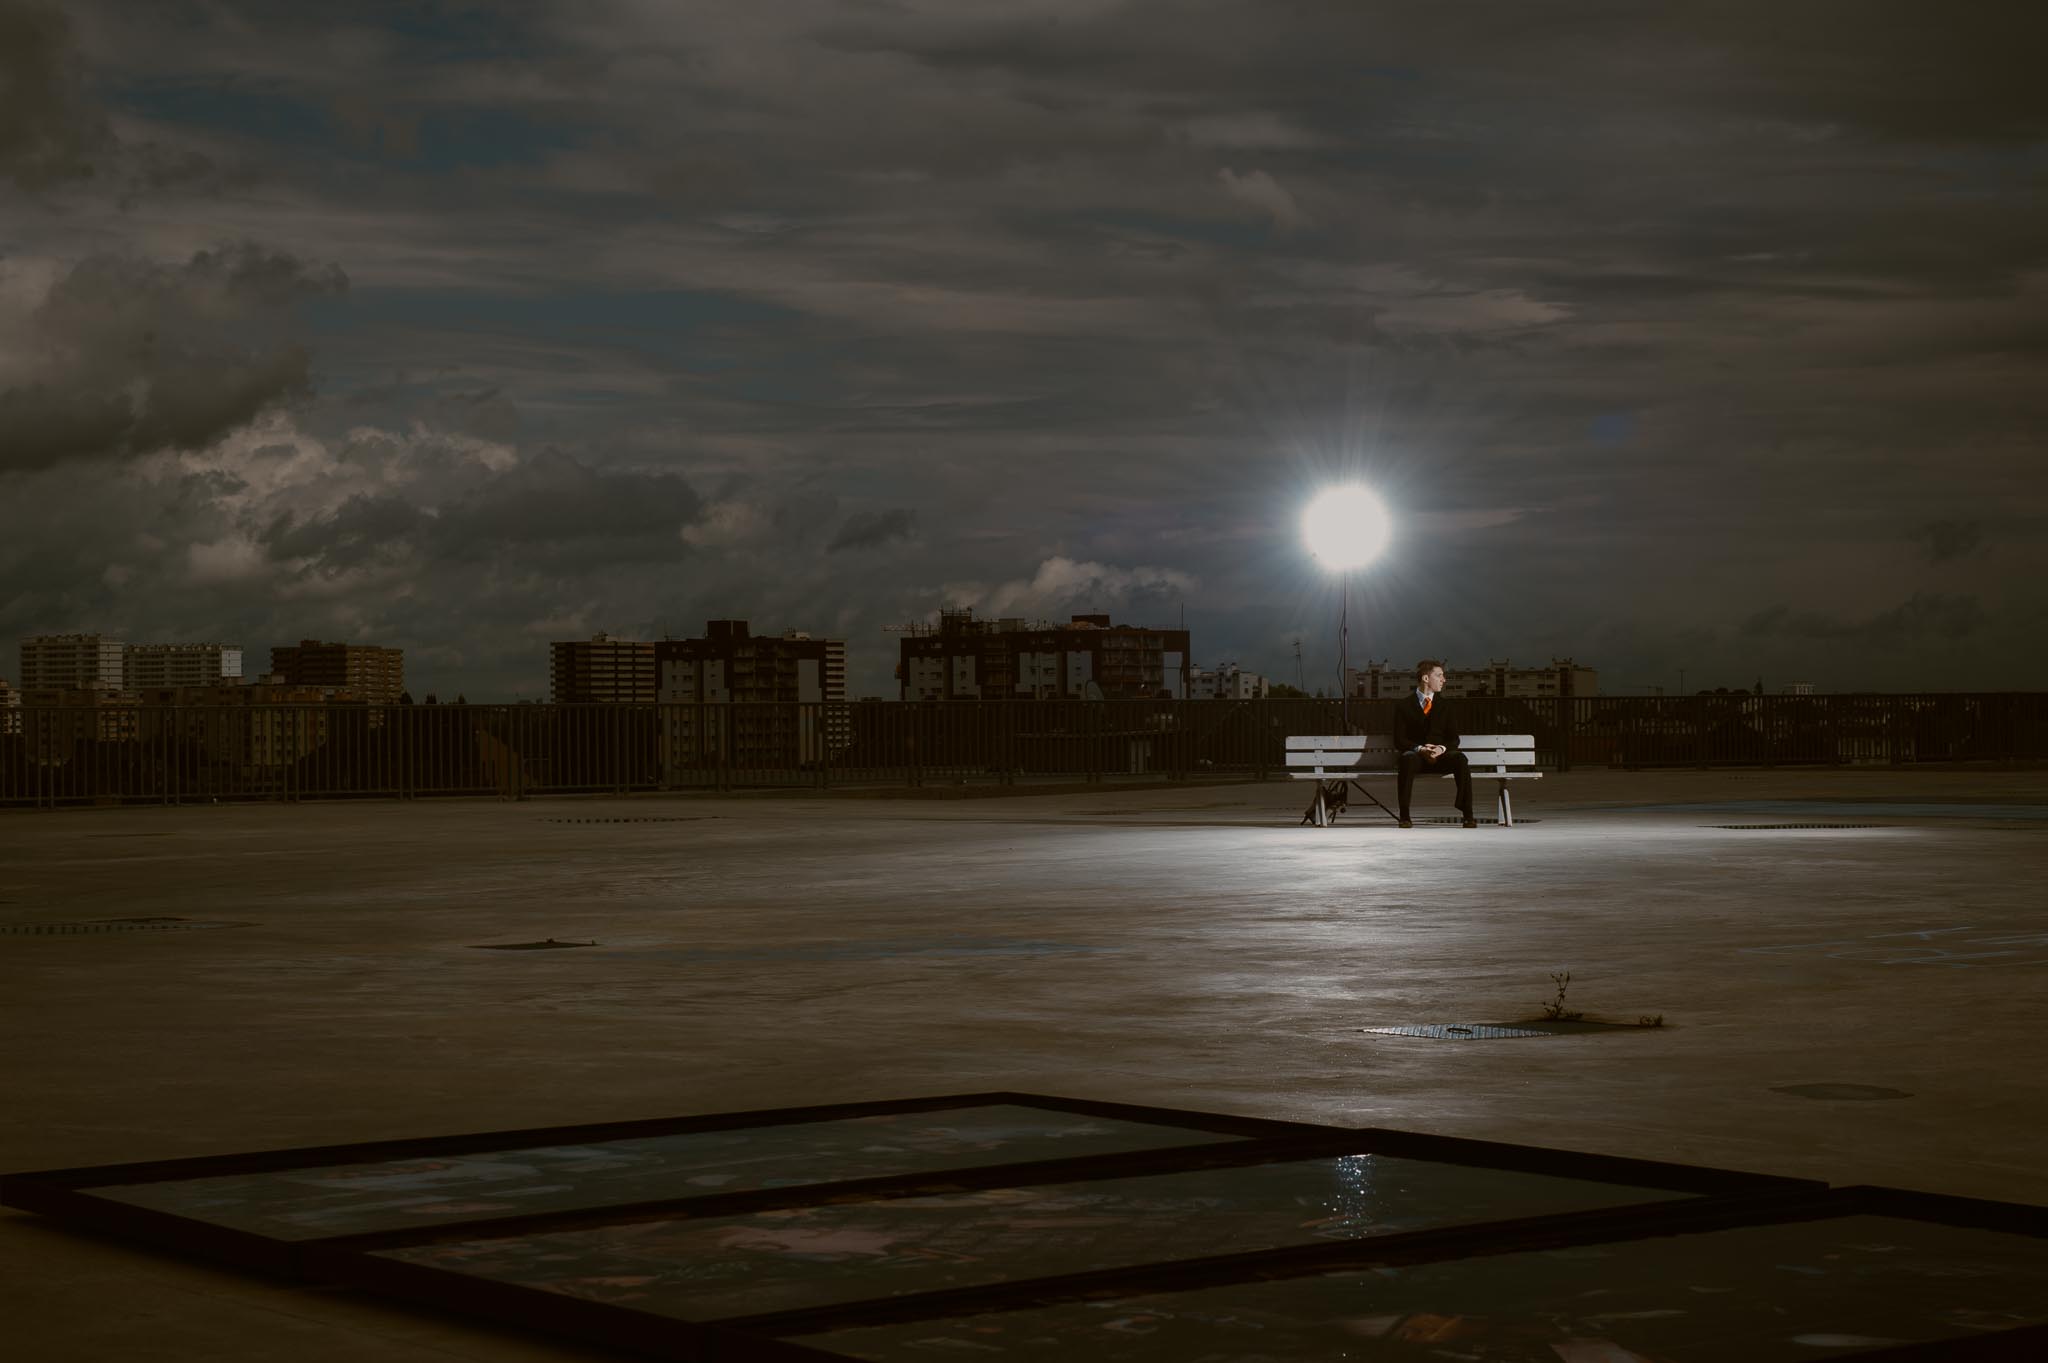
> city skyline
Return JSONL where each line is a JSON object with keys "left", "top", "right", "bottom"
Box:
{"left": 3, "top": 3, "right": 2044, "bottom": 701}
{"left": 0, "top": 604, "right": 2009, "bottom": 703}
{"left": 1, "top": 616, "right": 1972, "bottom": 701}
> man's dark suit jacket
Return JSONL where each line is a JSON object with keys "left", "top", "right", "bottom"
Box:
{"left": 1392, "top": 693, "right": 1460, "bottom": 754}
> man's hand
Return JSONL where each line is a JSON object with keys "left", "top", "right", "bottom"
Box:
{"left": 1422, "top": 743, "right": 1447, "bottom": 760}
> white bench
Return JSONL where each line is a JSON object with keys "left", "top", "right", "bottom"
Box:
{"left": 1285, "top": 734, "right": 1543, "bottom": 827}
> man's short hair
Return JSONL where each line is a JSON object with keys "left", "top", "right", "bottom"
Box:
{"left": 1415, "top": 658, "right": 1444, "bottom": 684}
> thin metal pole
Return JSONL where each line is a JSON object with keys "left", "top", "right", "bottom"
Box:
{"left": 1338, "top": 576, "right": 1349, "bottom": 733}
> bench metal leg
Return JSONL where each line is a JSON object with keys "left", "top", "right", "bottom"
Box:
{"left": 1496, "top": 781, "right": 1514, "bottom": 828}
{"left": 1301, "top": 780, "right": 1405, "bottom": 828}
{"left": 1347, "top": 780, "right": 1400, "bottom": 823}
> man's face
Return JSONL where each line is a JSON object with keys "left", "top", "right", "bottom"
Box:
{"left": 1422, "top": 666, "right": 1445, "bottom": 694}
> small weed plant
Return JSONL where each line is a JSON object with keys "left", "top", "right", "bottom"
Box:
{"left": 1541, "top": 970, "right": 1584, "bottom": 1022}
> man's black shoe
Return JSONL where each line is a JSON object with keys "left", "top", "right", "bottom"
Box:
{"left": 1398, "top": 817, "right": 1413, "bottom": 828}
{"left": 1461, "top": 816, "right": 1479, "bottom": 828}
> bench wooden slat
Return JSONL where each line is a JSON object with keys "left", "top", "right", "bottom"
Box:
{"left": 1277, "top": 753, "right": 1540, "bottom": 765}
{"left": 1286, "top": 736, "right": 1399, "bottom": 749}
{"left": 1289, "top": 767, "right": 1542, "bottom": 779}
{"left": 1284, "top": 734, "right": 1536, "bottom": 747}
{"left": 1287, "top": 735, "right": 1538, "bottom": 773}
{"left": 1285, "top": 733, "right": 1535, "bottom": 748}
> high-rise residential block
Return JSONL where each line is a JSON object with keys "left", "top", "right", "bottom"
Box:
{"left": 1347, "top": 658, "right": 1598, "bottom": 700}
{"left": 124, "top": 643, "right": 244, "bottom": 689}
{"left": 896, "top": 609, "right": 1191, "bottom": 701}
{"left": 655, "top": 620, "right": 848, "bottom": 768}
{"left": 550, "top": 634, "right": 655, "bottom": 704}
{"left": 19, "top": 634, "right": 126, "bottom": 691}
{"left": 657, "top": 621, "right": 847, "bottom": 705}
{"left": 269, "top": 640, "right": 405, "bottom": 704}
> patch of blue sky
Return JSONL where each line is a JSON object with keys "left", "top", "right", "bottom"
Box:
{"left": 407, "top": 106, "right": 585, "bottom": 171}
{"left": 309, "top": 287, "right": 814, "bottom": 395}
{"left": 1590, "top": 412, "right": 1636, "bottom": 445}
{"left": 1918, "top": 142, "right": 2048, "bottom": 201}
{"left": 113, "top": 79, "right": 332, "bottom": 148}
{"left": 109, "top": 80, "right": 586, "bottom": 171}
{"left": 360, "top": 3, "right": 551, "bottom": 62}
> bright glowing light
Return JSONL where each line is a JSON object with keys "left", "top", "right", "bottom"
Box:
{"left": 1302, "top": 484, "right": 1391, "bottom": 571}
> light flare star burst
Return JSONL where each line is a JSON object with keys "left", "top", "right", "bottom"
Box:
{"left": 1302, "top": 484, "right": 1391, "bottom": 571}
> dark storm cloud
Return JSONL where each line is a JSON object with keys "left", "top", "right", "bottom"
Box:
{"left": 257, "top": 446, "right": 704, "bottom": 578}
{"left": 828, "top": 508, "right": 918, "bottom": 553}
{"left": 1914, "top": 519, "right": 1985, "bottom": 565}
{"left": 436, "top": 449, "right": 704, "bottom": 561}
{"left": 0, "top": 0, "right": 220, "bottom": 197}
{"left": 261, "top": 493, "right": 427, "bottom": 573}
{"left": 1661, "top": 3, "right": 2048, "bottom": 144}
{"left": 826, "top": 2, "right": 2048, "bottom": 145}
{"left": 0, "top": 244, "right": 348, "bottom": 472}
{"left": 1741, "top": 594, "right": 1985, "bottom": 644}
{"left": 0, "top": 2, "right": 109, "bottom": 188}
{"left": 4, "top": 1, "right": 2047, "bottom": 696}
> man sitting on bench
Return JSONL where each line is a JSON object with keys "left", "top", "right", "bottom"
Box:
{"left": 1394, "top": 659, "right": 1476, "bottom": 829}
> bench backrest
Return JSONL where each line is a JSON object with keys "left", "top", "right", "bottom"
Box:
{"left": 1286, "top": 734, "right": 1538, "bottom": 777}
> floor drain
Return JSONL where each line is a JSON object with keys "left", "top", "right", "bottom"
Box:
{"left": 1406, "top": 816, "right": 1543, "bottom": 826}
{"left": 544, "top": 816, "right": 713, "bottom": 824}
{"left": 0, "top": 918, "right": 252, "bottom": 936}
{"left": 1706, "top": 824, "right": 1890, "bottom": 830}
{"left": 1361, "top": 1023, "right": 1553, "bottom": 1040}
{"left": 470, "top": 938, "right": 598, "bottom": 950}
{"left": 1771, "top": 1083, "right": 1912, "bottom": 1101}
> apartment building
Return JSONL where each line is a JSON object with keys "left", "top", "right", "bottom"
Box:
{"left": 896, "top": 610, "right": 1192, "bottom": 701}
{"left": 18, "top": 687, "right": 142, "bottom": 757}
{"left": 124, "top": 643, "right": 244, "bottom": 689}
{"left": 135, "top": 678, "right": 353, "bottom": 769}
{"left": 550, "top": 634, "right": 656, "bottom": 704}
{"left": 19, "top": 634, "right": 125, "bottom": 691}
{"left": 269, "top": 640, "right": 405, "bottom": 705}
{"left": 1347, "top": 658, "right": 1599, "bottom": 700}
{"left": 1188, "top": 665, "right": 1272, "bottom": 700}
{"left": 655, "top": 620, "right": 848, "bottom": 768}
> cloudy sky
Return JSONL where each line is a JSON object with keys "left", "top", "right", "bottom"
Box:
{"left": 3, "top": 1, "right": 2044, "bottom": 699}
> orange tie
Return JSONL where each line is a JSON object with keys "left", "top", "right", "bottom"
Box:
{"left": 1422, "top": 695, "right": 1433, "bottom": 715}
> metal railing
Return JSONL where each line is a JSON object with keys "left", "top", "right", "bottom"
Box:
{"left": 3, "top": 694, "right": 2043, "bottom": 808}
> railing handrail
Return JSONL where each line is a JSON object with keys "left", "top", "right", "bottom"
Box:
{"left": 3, "top": 694, "right": 2042, "bottom": 808}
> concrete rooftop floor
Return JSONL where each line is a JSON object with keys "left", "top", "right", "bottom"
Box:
{"left": 4, "top": 767, "right": 2047, "bottom": 1361}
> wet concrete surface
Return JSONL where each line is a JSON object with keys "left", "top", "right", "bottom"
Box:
{"left": 3, "top": 766, "right": 2045, "bottom": 1360}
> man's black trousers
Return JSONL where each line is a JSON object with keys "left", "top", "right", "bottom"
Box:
{"left": 1398, "top": 748, "right": 1473, "bottom": 819}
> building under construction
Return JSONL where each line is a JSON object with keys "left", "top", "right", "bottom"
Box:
{"left": 896, "top": 609, "right": 1191, "bottom": 701}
